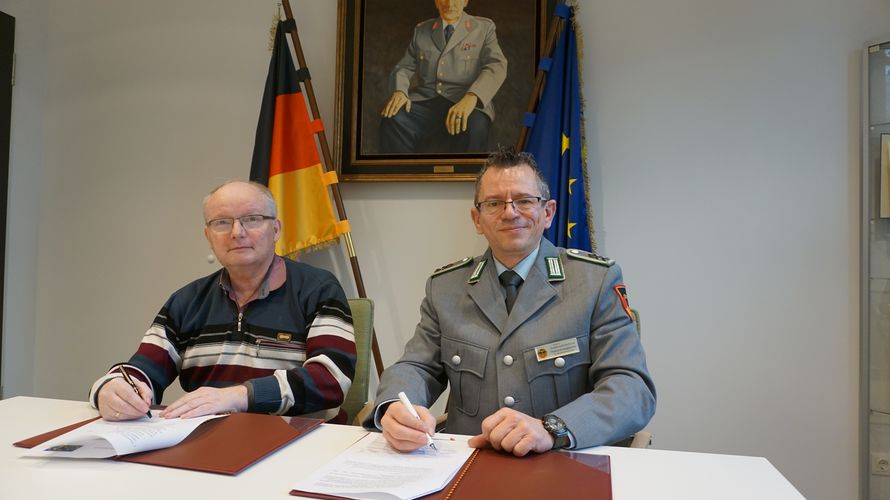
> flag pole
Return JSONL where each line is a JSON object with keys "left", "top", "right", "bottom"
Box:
{"left": 280, "top": 0, "right": 384, "bottom": 378}
{"left": 515, "top": 1, "right": 568, "bottom": 151}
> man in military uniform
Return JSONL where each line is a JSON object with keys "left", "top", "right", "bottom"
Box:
{"left": 379, "top": 0, "right": 507, "bottom": 153}
{"left": 365, "top": 147, "right": 656, "bottom": 456}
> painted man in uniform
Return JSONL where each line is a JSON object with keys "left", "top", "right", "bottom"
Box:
{"left": 365, "top": 148, "right": 656, "bottom": 456}
{"left": 379, "top": 0, "right": 507, "bottom": 153}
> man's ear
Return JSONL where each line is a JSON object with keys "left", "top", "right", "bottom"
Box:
{"left": 272, "top": 219, "right": 282, "bottom": 242}
{"left": 470, "top": 207, "right": 483, "bottom": 235}
{"left": 543, "top": 199, "right": 556, "bottom": 229}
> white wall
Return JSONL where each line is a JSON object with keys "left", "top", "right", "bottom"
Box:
{"left": 2, "top": 1, "right": 887, "bottom": 499}
{"left": 0, "top": 0, "right": 45, "bottom": 399}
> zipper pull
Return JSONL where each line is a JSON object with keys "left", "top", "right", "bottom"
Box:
{"left": 237, "top": 311, "right": 243, "bottom": 332}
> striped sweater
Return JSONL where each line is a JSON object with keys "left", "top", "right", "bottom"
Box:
{"left": 90, "top": 258, "right": 355, "bottom": 417}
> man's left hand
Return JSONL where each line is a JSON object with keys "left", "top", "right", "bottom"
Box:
{"left": 467, "top": 407, "right": 555, "bottom": 457}
{"left": 160, "top": 385, "right": 248, "bottom": 419}
{"left": 446, "top": 93, "right": 479, "bottom": 135}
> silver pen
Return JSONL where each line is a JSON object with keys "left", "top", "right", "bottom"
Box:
{"left": 397, "top": 391, "right": 438, "bottom": 452}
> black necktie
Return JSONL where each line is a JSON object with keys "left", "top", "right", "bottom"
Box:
{"left": 445, "top": 24, "right": 454, "bottom": 44}
{"left": 499, "top": 270, "right": 523, "bottom": 314}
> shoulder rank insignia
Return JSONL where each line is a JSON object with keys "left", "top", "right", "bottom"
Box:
{"left": 467, "top": 259, "right": 488, "bottom": 284}
{"left": 545, "top": 256, "right": 565, "bottom": 282}
{"left": 566, "top": 248, "right": 614, "bottom": 267}
{"left": 432, "top": 256, "right": 473, "bottom": 278}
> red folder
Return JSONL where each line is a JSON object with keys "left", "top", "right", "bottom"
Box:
{"left": 15, "top": 412, "right": 322, "bottom": 475}
{"left": 421, "top": 449, "right": 612, "bottom": 500}
{"left": 290, "top": 447, "right": 611, "bottom": 500}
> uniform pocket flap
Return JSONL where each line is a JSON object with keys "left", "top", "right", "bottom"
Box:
{"left": 441, "top": 336, "right": 488, "bottom": 378}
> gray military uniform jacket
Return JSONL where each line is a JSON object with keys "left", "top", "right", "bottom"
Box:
{"left": 367, "top": 239, "right": 656, "bottom": 449}
{"left": 389, "top": 12, "right": 507, "bottom": 121}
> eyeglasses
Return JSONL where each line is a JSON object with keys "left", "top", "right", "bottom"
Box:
{"left": 205, "top": 214, "right": 275, "bottom": 233}
{"left": 475, "top": 197, "right": 544, "bottom": 215}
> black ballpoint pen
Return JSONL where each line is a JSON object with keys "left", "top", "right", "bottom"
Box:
{"left": 116, "top": 364, "right": 152, "bottom": 418}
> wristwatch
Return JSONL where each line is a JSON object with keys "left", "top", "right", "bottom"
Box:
{"left": 542, "top": 414, "right": 571, "bottom": 450}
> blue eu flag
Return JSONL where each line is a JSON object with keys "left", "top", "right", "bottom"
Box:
{"left": 524, "top": 6, "right": 592, "bottom": 251}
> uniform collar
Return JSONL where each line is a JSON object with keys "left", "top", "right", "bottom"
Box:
{"left": 493, "top": 243, "right": 541, "bottom": 281}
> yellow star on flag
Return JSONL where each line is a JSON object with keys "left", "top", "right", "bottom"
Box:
{"left": 568, "top": 178, "right": 577, "bottom": 195}
{"left": 561, "top": 134, "right": 570, "bottom": 155}
{"left": 567, "top": 222, "right": 576, "bottom": 238}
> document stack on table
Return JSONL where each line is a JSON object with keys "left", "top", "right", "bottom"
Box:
{"left": 15, "top": 412, "right": 323, "bottom": 475}
{"left": 291, "top": 432, "right": 474, "bottom": 500}
{"left": 21, "top": 411, "right": 225, "bottom": 458}
{"left": 291, "top": 432, "right": 613, "bottom": 500}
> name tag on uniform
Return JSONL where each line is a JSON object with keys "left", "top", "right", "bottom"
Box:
{"left": 534, "top": 338, "right": 580, "bottom": 362}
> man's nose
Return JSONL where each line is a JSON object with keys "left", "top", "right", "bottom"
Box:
{"left": 500, "top": 201, "right": 520, "bottom": 218}
{"left": 229, "top": 219, "right": 246, "bottom": 237}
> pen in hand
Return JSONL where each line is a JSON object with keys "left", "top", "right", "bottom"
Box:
{"left": 116, "top": 364, "right": 152, "bottom": 419}
{"left": 398, "top": 391, "right": 438, "bottom": 452}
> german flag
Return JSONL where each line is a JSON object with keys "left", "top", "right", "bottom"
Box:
{"left": 250, "top": 20, "right": 348, "bottom": 256}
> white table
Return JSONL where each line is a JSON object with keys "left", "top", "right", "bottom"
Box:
{"left": 0, "top": 396, "right": 804, "bottom": 499}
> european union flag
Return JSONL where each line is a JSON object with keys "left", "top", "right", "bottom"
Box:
{"left": 523, "top": 5, "right": 592, "bottom": 251}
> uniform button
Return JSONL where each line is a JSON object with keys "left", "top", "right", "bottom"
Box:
{"left": 438, "top": 72, "right": 443, "bottom": 77}
{"left": 440, "top": 61, "right": 444, "bottom": 65}
{"left": 554, "top": 357, "right": 566, "bottom": 368}
{"left": 451, "top": 355, "right": 462, "bottom": 365}
{"left": 503, "top": 355, "right": 513, "bottom": 366}
{"left": 437, "top": 89, "right": 442, "bottom": 94}
{"left": 504, "top": 396, "right": 515, "bottom": 407}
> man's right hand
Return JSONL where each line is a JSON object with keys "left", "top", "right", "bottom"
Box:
{"left": 97, "top": 377, "right": 152, "bottom": 421}
{"left": 380, "top": 400, "right": 436, "bottom": 452}
{"left": 381, "top": 91, "right": 411, "bottom": 118}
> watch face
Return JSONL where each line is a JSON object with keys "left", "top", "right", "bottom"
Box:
{"left": 543, "top": 415, "right": 569, "bottom": 450}
{"left": 543, "top": 415, "right": 566, "bottom": 434}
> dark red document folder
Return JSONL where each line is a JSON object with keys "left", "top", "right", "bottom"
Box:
{"left": 290, "top": 447, "right": 611, "bottom": 500}
{"left": 421, "top": 448, "right": 612, "bottom": 500}
{"left": 15, "top": 412, "right": 322, "bottom": 475}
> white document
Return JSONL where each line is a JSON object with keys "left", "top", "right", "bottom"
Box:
{"left": 25, "top": 411, "right": 227, "bottom": 459}
{"left": 292, "top": 432, "right": 474, "bottom": 500}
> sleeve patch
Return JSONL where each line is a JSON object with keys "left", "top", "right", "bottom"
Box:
{"left": 613, "top": 284, "right": 633, "bottom": 320}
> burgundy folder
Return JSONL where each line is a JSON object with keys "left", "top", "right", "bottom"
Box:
{"left": 421, "top": 448, "right": 612, "bottom": 500}
{"left": 15, "top": 412, "right": 322, "bottom": 475}
{"left": 290, "top": 447, "right": 612, "bottom": 500}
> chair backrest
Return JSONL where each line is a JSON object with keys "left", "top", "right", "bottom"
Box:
{"left": 342, "top": 298, "right": 374, "bottom": 425}
{"left": 630, "top": 308, "right": 642, "bottom": 336}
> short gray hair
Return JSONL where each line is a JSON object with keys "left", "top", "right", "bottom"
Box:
{"left": 473, "top": 146, "right": 550, "bottom": 204}
{"left": 202, "top": 180, "right": 277, "bottom": 220}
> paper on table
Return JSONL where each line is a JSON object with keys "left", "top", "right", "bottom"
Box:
{"left": 292, "top": 432, "right": 474, "bottom": 500}
{"left": 24, "top": 411, "right": 227, "bottom": 459}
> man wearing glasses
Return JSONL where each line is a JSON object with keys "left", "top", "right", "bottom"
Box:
{"left": 366, "top": 147, "right": 655, "bottom": 456}
{"left": 89, "top": 180, "right": 356, "bottom": 422}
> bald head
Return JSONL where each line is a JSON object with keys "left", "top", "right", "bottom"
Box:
{"left": 202, "top": 180, "right": 277, "bottom": 221}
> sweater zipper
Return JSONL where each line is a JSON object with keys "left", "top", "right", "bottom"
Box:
{"left": 237, "top": 311, "right": 243, "bottom": 332}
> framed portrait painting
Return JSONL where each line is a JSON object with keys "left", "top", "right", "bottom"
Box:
{"left": 334, "top": 0, "right": 557, "bottom": 181}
